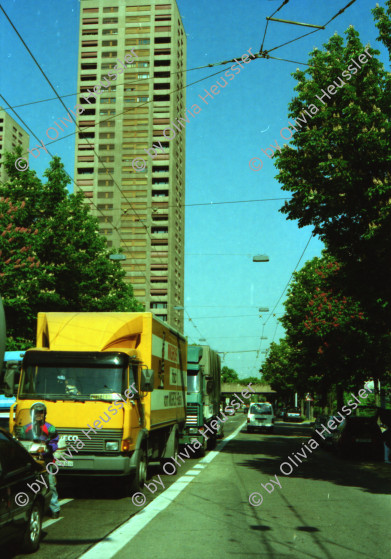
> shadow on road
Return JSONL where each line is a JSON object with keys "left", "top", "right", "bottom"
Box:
{"left": 221, "top": 422, "right": 391, "bottom": 496}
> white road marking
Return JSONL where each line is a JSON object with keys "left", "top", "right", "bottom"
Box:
{"left": 79, "top": 421, "right": 246, "bottom": 559}
{"left": 42, "top": 498, "right": 73, "bottom": 528}
{"left": 42, "top": 517, "right": 62, "bottom": 528}
{"left": 59, "top": 498, "right": 73, "bottom": 506}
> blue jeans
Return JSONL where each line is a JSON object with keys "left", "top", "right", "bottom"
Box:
{"left": 49, "top": 474, "right": 60, "bottom": 514}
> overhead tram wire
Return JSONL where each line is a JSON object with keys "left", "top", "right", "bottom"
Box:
{"left": 2, "top": 6, "right": 294, "bottom": 299}
{"left": 264, "top": 233, "right": 313, "bottom": 330}
{"left": 3, "top": 4, "right": 297, "bottom": 283}
{"left": 260, "top": 0, "right": 290, "bottom": 53}
{"left": 183, "top": 309, "right": 209, "bottom": 345}
{"left": 12, "top": 63, "right": 246, "bottom": 161}
{"left": 1, "top": 5, "right": 223, "bottom": 275}
{"left": 0, "top": 94, "right": 156, "bottom": 296}
{"left": 0, "top": 51, "right": 277, "bottom": 113}
{"left": 106, "top": 197, "right": 293, "bottom": 214}
{"left": 263, "top": 0, "right": 358, "bottom": 56}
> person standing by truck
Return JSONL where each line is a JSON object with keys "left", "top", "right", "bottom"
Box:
{"left": 18, "top": 402, "right": 61, "bottom": 518}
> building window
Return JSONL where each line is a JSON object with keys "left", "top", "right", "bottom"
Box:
{"left": 99, "top": 144, "right": 115, "bottom": 150}
{"left": 103, "top": 18, "right": 118, "bottom": 24}
{"left": 102, "top": 40, "right": 118, "bottom": 46}
{"left": 103, "top": 7, "right": 118, "bottom": 12}
{"left": 150, "top": 302, "right": 167, "bottom": 309}
{"left": 102, "top": 29, "right": 118, "bottom": 35}
{"left": 82, "top": 40, "right": 98, "bottom": 47}
{"left": 155, "top": 14, "right": 171, "bottom": 21}
{"left": 153, "top": 94, "right": 170, "bottom": 102}
{"left": 82, "top": 18, "right": 99, "bottom": 25}
{"left": 102, "top": 51, "right": 117, "bottom": 58}
{"left": 81, "top": 52, "right": 98, "bottom": 58}
{"left": 81, "top": 62, "right": 97, "bottom": 70}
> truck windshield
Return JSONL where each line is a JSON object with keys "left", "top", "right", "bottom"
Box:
{"left": 19, "top": 365, "right": 127, "bottom": 401}
{"left": 187, "top": 372, "right": 200, "bottom": 392}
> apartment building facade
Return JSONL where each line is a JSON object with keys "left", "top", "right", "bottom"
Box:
{"left": 75, "top": 0, "right": 186, "bottom": 331}
{"left": 0, "top": 107, "right": 30, "bottom": 183}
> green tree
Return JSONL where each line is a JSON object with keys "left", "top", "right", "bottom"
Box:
{"left": 275, "top": 24, "right": 391, "bottom": 325}
{"left": 279, "top": 253, "right": 372, "bottom": 407}
{"left": 261, "top": 339, "right": 300, "bottom": 398}
{"left": 240, "top": 376, "right": 263, "bottom": 385}
{"left": 1, "top": 149, "right": 143, "bottom": 346}
{"left": 221, "top": 366, "right": 240, "bottom": 383}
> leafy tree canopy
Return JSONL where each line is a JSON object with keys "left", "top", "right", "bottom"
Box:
{"left": 221, "top": 366, "right": 240, "bottom": 384}
{"left": 1, "top": 149, "right": 143, "bottom": 347}
{"left": 275, "top": 23, "right": 391, "bottom": 322}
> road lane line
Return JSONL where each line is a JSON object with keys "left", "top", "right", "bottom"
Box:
{"left": 42, "top": 499, "right": 73, "bottom": 528}
{"left": 79, "top": 421, "right": 246, "bottom": 559}
{"left": 42, "top": 517, "right": 62, "bottom": 528}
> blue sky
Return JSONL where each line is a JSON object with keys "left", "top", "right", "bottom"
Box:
{"left": 0, "top": 0, "right": 388, "bottom": 378}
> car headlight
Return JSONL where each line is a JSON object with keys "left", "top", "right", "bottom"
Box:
{"left": 105, "top": 441, "right": 119, "bottom": 451}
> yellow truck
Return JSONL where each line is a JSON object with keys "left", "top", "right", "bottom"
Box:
{"left": 8, "top": 312, "right": 187, "bottom": 490}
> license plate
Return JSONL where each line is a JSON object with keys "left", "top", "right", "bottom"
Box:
{"left": 56, "top": 460, "right": 73, "bottom": 467}
{"left": 356, "top": 438, "right": 371, "bottom": 443}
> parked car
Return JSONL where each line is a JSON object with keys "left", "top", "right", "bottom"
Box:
{"left": 0, "top": 428, "right": 51, "bottom": 553}
{"left": 331, "top": 416, "right": 383, "bottom": 459}
{"left": 312, "top": 415, "right": 335, "bottom": 448}
{"left": 284, "top": 407, "right": 302, "bottom": 422}
{"left": 247, "top": 402, "right": 275, "bottom": 433}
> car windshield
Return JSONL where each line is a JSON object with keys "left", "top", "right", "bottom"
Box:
{"left": 250, "top": 404, "right": 272, "bottom": 415}
{"left": 19, "top": 364, "right": 128, "bottom": 401}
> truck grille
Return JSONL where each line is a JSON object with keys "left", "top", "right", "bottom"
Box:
{"left": 57, "top": 428, "right": 122, "bottom": 453}
{"left": 15, "top": 426, "right": 122, "bottom": 454}
{"left": 186, "top": 404, "right": 199, "bottom": 426}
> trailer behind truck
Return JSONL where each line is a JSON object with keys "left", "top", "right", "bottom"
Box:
{"left": 180, "top": 345, "right": 222, "bottom": 454}
{"left": 7, "top": 312, "right": 187, "bottom": 491}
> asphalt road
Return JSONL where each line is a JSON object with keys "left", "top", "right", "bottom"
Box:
{"left": 3, "top": 414, "right": 391, "bottom": 559}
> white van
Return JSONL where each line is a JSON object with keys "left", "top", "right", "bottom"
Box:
{"left": 247, "top": 402, "right": 275, "bottom": 433}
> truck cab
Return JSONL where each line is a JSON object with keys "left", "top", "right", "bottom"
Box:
{"left": 181, "top": 345, "right": 222, "bottom": 453}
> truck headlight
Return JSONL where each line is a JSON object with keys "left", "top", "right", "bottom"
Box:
{"left": 106, "top": 441, "right": 119, "bottom": 451}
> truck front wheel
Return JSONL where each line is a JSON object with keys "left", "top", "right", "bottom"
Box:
{"left": 130, "top": 448, "right": 147, "bottom": 493}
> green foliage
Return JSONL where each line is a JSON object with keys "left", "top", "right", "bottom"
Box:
{"left": 1, "top": 149, "right": 143, "bottom": 346}
{"left": 275, "top": 24, "right": 391, "bottom": 327}
{"left": 221, "top": 366, "right": 240, "bottom": 384}
{"left": 261, "top": 339, "right": 299, "bottom": 395}
{"left": 373, "top": 1, "right": 391, "bottom": 61}
{"left": 268, "top": 7, "right": 391, "bottom": 396}
{"left": 240, "top": 376, "right": 263, "bottom": 385}
{"left": 262, "top": 252, "right": 373, "bottom": 396}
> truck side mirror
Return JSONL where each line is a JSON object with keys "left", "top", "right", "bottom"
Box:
{"left": 140, "top": 368, "right": 154, "bottom": 392}
{"left": 3, "top": 367, "right": 15, "bottom": 398}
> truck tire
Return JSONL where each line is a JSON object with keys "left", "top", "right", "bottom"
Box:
{"left": 207, "top": 434, "right": 217, "bottom": 450}
{"left": 198, "top": 436, "right": 207, "bottom": 457}
{"left": 21, "top": 501, "right": 42, "bottom": 553}
{"left": 130, "top": 448, "right": 147, "bottom": 493}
